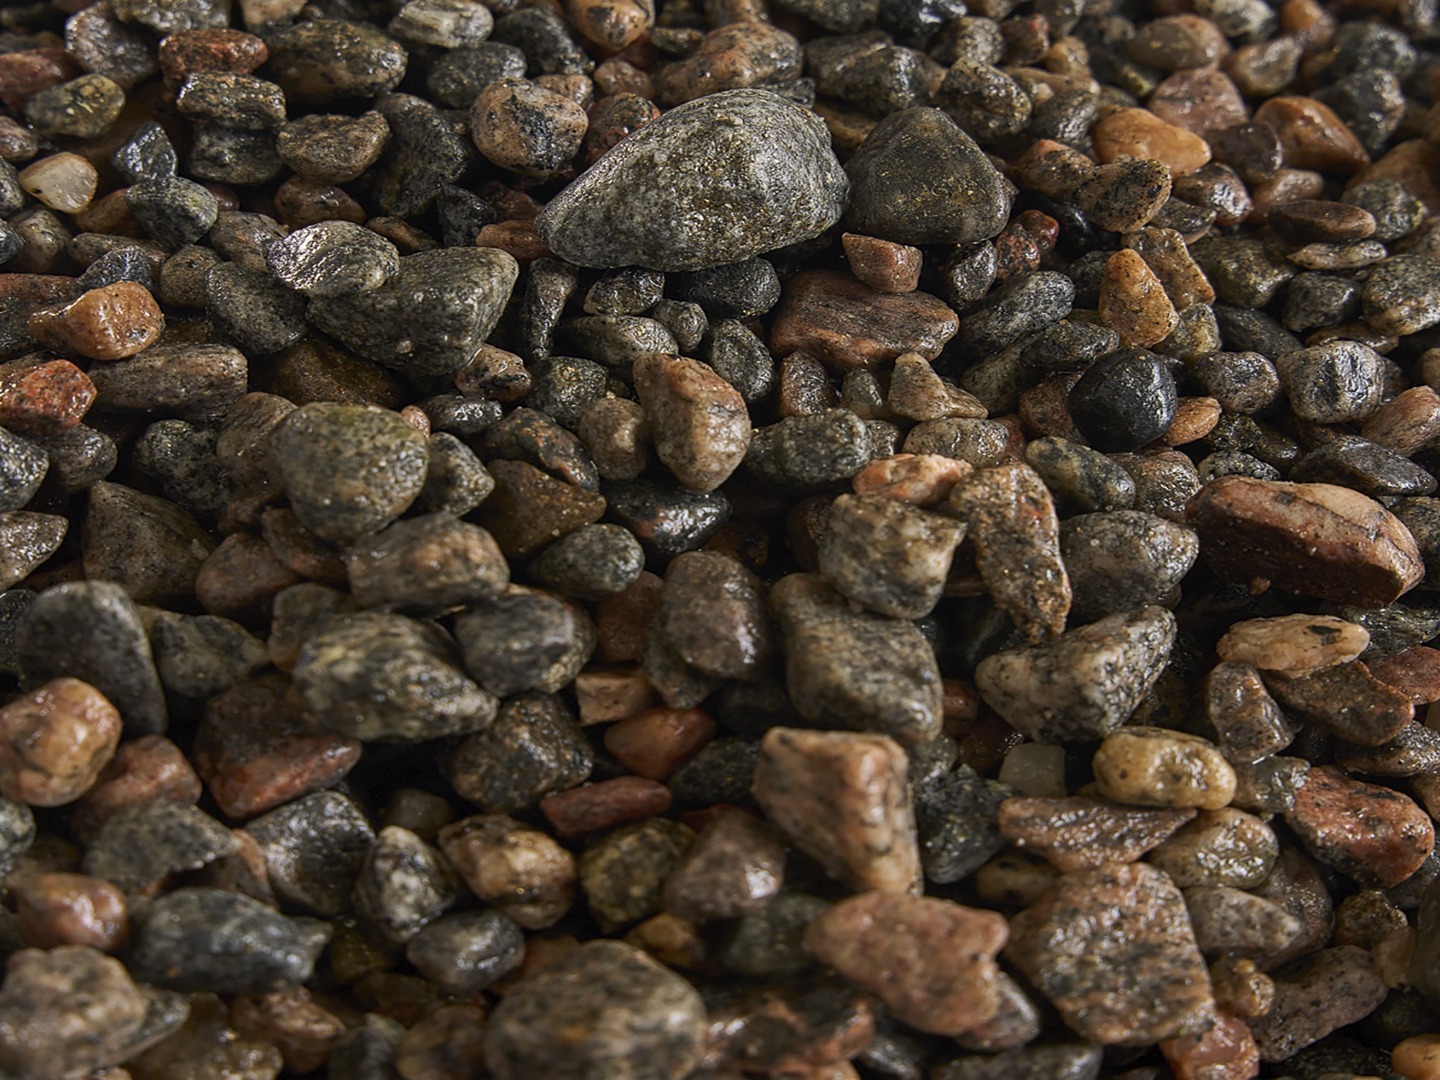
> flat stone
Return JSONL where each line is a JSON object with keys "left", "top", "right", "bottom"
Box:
{"left": 1216, "top": 613, "right": 1369, "bottom": 675}
{"left": 537, "top": 89, "right": 846, "bottom": 272}
{"left": 1284, "top": 765, "right": 1434, "bottom": 887}
{"left": 1263, "top": 659, "right": 1414, "bottom": 746}
{"left": 752, "top": 726, "right": 920, "bottom": 894}
{"left": 1005, "top": 861, "right": 1213, "bottom": 1046}
{"left": 770, "top": 270, "right": 958, "bottom": 371}
{"left": 1060, "top": 511, "right": 1198, "bottom": 623}
{"left": 1186, "top": 477, "right": 1425, "bottom": 607}
{"left": 998, "top": 796, "right": 1197, "bottom": 871}
{"left": 265, "top": 220, "right": 400, "bottom": 298}
{"left": 1248, "top": 947, "right": 1389, "bottom": 1062}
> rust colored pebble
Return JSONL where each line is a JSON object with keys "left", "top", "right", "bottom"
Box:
{"left": 476, "top": 220, "right": 553, "bottom": 264}
{"left": 1091, "top": 107, "right": 1212, "bottom": 176}
{"left": 0, "top": 678, "right": 122, "bottom": 808}
{"left": 841, "top": 233, "right": 923, "bottom": 294}
{"left": 73, "top": 190, "right": 144, "bottom": 238}
{"left": 194, "top": 532, "right": 304, "bottom": 628}
{"left": 28, "top": 282, "right": 164, "bottom": 362}
{"left": 0, "top": 359, "right": 96, "bottom": 436}
{"left": 1159, "top": 1010, "right": 1261, "bottom": 1080}
{"left": 539, "top": 776, "right": 673, "bottom": 838}
{"left": 770, "top": 270, "right": 959, "bottom": 371}
{"left": 595, "top": 570, "right": 664, "bottom": 663}
{"left": 157, "top": 28, "right": 269, "bottom": 84}
{"left": 1099, "top": 248, "right": 1180, "bottom": 348}
{"left": 1253, "top": 96, "right": 1370, "bottom": 175}
{"left": 0, "top": 49, "right": 77, "bottom": 112}
{"left": 69, "top": 734, "right": 202, "bottom": 842}
{"left": 1284, "top": 765, "right": 1435, "bottom": 887}
{"left": 1369, "top": 646, "right": 1440, "bottom": 705}
{"left": 604, "top": 707, "right": 717, "bottom": 780}
{"left": 230, "top": 988, "right": 345, "bottom": 1076}
{"left": 1162, "top": 397, "right": 1222, "bottom": 446}
{"left": 12, "top": 872, "right": 128, "bottom": 952}
{"left": 852, "top": 453, "right": 974, "bottom": 508}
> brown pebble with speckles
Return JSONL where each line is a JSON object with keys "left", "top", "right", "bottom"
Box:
{"left": 841, "top": 233, "right": 922, "bottom": 294}
{"left": 1100, "top": 249, "right": 1180, "bottom": 349}
{"left": 158, "top": 28, "right": 269, "bottom": 85}
{"left": 540, "top": 776, "right": 674, "bottom": 839}
{"left": 0, "top": 359, "right": 95, "bottom": 437}
{"left": 0, "top": 678, "right": 121, "bottom": 808}
{"left": 13, "top": 872, "right": 127, "bottom": 953}
{"left": 70, "top": 734, "right": 201, "bottom": 843}
{"left": 28, "top": 282, "right": 164, "bottom": 362}
{"left": 998, "top": 796, "right": 1197, "bottom": 871}
{"left": 633, "top": 353, "right": 751, "bottom": 494}
{"left": 1284, "top": 765, "right": 1433, "bottom": 887}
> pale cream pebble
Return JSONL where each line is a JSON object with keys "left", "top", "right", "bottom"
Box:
{"left": 1216, "top": 613, "right": 1369, "bottom": 676}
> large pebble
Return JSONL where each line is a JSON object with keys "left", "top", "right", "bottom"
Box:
{"left": 817, "top": 493, "right": 965, "bottom": 619}
{"left": 0, "top": 677, "right": 120, "bottom": 808}
{"left": 998, "top": 796, "right": 1197, "bottom": 871}
{"left": 1092, "top": 727, "right": 1236, "bottom": 810}
{"left": 1060, "top": 511, "right": 1198, "bottom": 623}
{"left": 537, "top": 89, "right": 846, "bottom": 272}
{"left": 1248, "top": 947, "right": 1389, "bottom": 1062}
{"left": 752, "top": 726, "right": 920, "bottom": 894}
{"left": 633, "top": 353, "right": 750, "bottom": 493}
{"left": 804, "top": 892, "right": 1008, "bottom": 1036}
{"left": 975, "top": 606, "right": 1177, "bottom": 743}
{"left": 1284, "top": 765, "right": 1434, "bottom": 886}
{"left": 1005, "top": 862, "right": 1213, "bottom": 1045}
{"left": 1216, "top": 613, "right": 1369, "bottom": 675}
{"left": 1187, "top": 477, "right": 1425, "bottom": 607}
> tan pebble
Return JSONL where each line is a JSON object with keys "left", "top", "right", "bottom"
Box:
{"left": 565, "top": 0, "right": 654, "bottom": 49}
{"left": 1349, "top": 140, "right": 1440, "bottom": 215}
{"left": 634, "top": 352, "right": 751, "bottom": 493}
{"left": 842, "top": 233, "right": 922, "bottom": 294}
{"left": 1250, "top": 168, "right": 1327, "bottom": 223}
{"left": 603, "top": 706, "right": 716, "bottom": 780}
{"left": 1092, "top": 726, "right": 1236, "bottom": 810}
{"left": 1126, "top": 226, "right": 1215, "bottom": 308}
{"left": 852, "top": 453, "right": 974, "bottom": 507}
{"left": 28, "top": 281, "right": 164, "bottom": 361}
{"left": 1100, "top": 248, "right": 1180, "bottom": 348}
{"left": 888, "top": 353, "right": 987, "bottom": 421}
{"left": 0, "top": 678, "right": 122, "bottom": 808}
{"left": 12, "top": 872, "right": 127, "bottom": 952}
{"left": 1092, "top": 107, "right": 1212, "bottom": 176}
{"left": 438, "top": 813, "right": 576, "bottom": 929}
{"left": 1073, "top": 158, "right": 1173, "bottom": 233}
{"left": 574, "top": 666, "right": 656, "bottom": 724}
{"left": 1254, "top": 96, "right": 1370, "bottom": 175}
{"left": 1009, "top": 139, "right": 1096, "bottom": 200}
{"left": 1146, "top": 68, "right": 1247, "bottom": 141}
{"left": 1279, "top": 0, "right": 1335, "bottom": 49}
{"left": 1210, "top": 956, "right": 1276, "bottom": 1019}
{"left": 803, "top": 891, "right": 1008, "bottom": 1036}
{"left": 1147, "top": 807, "right": 1279, "bottom": 888}
{"left": 18, "top": 152, "right": 97, "bottom": 214}
{"left": 623, "top": 912, "right": 706, "bottom": 971}
{"left": 1217, "top": 613, "right": 1369, "bottom": 676}
{"left": 752, "top": 726, "right": 921, "bottom": 895}
{"left": 974, "top": 849, "right": 1061, "bottom": 907}
{"left": 1394, "top": 1033, "right": 1440, "bottom": 1079}
{"left": 1361, "top": 385, "right": 1440, "bottom": 456}
{"left": 1162, "top": 397, "right": 1221, "bottom": 445}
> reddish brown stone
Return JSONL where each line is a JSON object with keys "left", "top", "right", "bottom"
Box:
{"left": 1248, "top": 946, "right": 1388, "bottom": 1062}
{"left": 70, "top": 734, "right": 202, "bottom": 842}
{"left": 698, "top": 985, "right": 874, "bottom": 1076}
{"left": 1284, "top": 765, "right": 1434, "bottom": 887}
{"left": 476, "top": 220, "right": 553, "bottom": 264}
{"left": 194, "top": 532, "right": 304, "bottom": 627}
{"left": 157, "top": 29, "right": 269, "bottom": 85}
{"left": 193, "top": 676, "right": 363, "bottom": 821}
{"left": 804, "top": 892, "right": 1008, "bottom": 1036}
{"left": 72, "top": 191, "right": 144, "bottom": 238}
{"left": 28, "top": 282, "right": 164, "bottom": 362}
{"left": 0, "top": 359, "right": 95, "bottom": 436}
{"left": 230, "top": 988, "right": 345, "bottom": 1076}
{"left": 1186, "top": 477, "right": 1425, "bottom": 607}
{"left": 998, "top": 796, "right": 1197, "bottom": 871}
{"left": 1147, "top": 69, "right": 1248, "bottom": 140}
{"left": 595, "top": 570, "right": 663, "bottom": 663}
{"left": 1263, "top": 660, "right": 1414, "bottom": 746}
{"left": 1158, "top": 1010, "right": 1260, "bottom": 1080}
{"left": 1254, "top": 96, "right": 1370, "bottom": 175}
{"left": 12, "top": 872, "right": 127, "bottom": 953}
{"left": 0, "top": 49, "right": 77, "bottom": 112}
{"left": 1367, "top": 645, "right": 1440, "bottom": 704}
{"left": 0, "top": 678, "right": 121, "bottom": 808}
{"left": 539, "top": 776, "right": 673, "bottom": 839}
{"left": 841, "top": 233, "right": 922, "bottom": 294}
{"left": 770, "top": 270, "right": 959, "bottom": 371}
{"left": 633, "top": 353, "right": 751, "bottom": 493}
{"left": 604, "top": 707, "right": 717, "bottom": 780}
{"left": 272, "top": 178, "right": 367, "bottom": 228}
{"left": 258, "top": 508, "right": 347, "bottom": 586}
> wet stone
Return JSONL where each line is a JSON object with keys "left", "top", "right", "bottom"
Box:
{"left": 0, "top": 427, "right": 46, "bottom": 513}
{"left": 581, "top": 817, "right": 694, "bottom": 931}
{"left": 25, "top": 74, "right": 124, "bottom": 139}
{"left": 126, "top": 178, "right": 218, "bottom": 250}
{"left": 657, "top": 551, "right": 771, "bottom": 680}
{"left": 129, "top": 887, "right": 330, "bottom": 994}
{"left": 88, "top": 341, "right": 247, "bottom": 420}
{"left": 245, "top": 789, "right": 373, "bottom": 916}
{"left": 205, "top": 263, "right": 306, "bottom": 355}
{"left": 817, "top": 494, "right": 965, "bottom": 620}
{"left": 1204, "top": 661, "right": 1296, "bottom": 764}
{"left": 1147, "top": 806, "right": 1278, "bottom": 889}
{"left": 914, "top": 765, "right": 1009, "bottom": 884}
{"left": 1276, "top": 341, "right": 1385, "bottom": 424}
{"left": 1292, "top": 436, "right": 1438, "bottom": 498}
{"left": 605, "top": 478, "right": 730, "bottom": 556}
{"left": 439, "top": 813, "right": 576, "bottom": 929}
{"left": 1249, "top": 947, "right": 1389, "bottom": 1063}
{"left": 529, "top": 523, "right": 644, "bottom": 600}
{"left": 1284, "top": 764, "right": 1434, "bottom": 887}
{"left": 959, "top": 271, "right": 1074, "bottom": 356}
{"left": 1092, "top": 726, "right": 1235, "bottom": 810}
{"left": 662, "top": 809, "right": 784, "bottom": 923}
{"left": 975, "top": 606, "right": 1177, "bottom": 744}
{"left": 1005, "top": 861, "right": 1213, "bottom": 1046}
{"left": 771, "top": 574, "right": 942, "bottom": 746}
{"left": 0, "top": 677, "right": 118, "bottom": 809}
{"left": 539, "top": 89, "right": 845, "bottom": 272}
{"left": 17, "top": 581, "right": 166, "bottom": 736}
{"left": 354, "top": 826, "right": 458, "bottom": 944}
{"left": 484, "top": 941, "right": 706, "bottom": 1080}
{"left": 702, "top": 319, "right": 775, "bottom": 404}
{"left": 454, "top": 586, "right": 594, "bottom": 696}
{"left": 770, "top": 270, "right": 959, "bottom": 371}
{"left": 265, "top": 18, "right": 407, "bottom": 102}
{"left": 752, "top": 726, "right": 920, "bottom": 894}
{"left": 346, "top": 513, "right": 508, "bottom": 611}
{"left": 265, "top": 221, "right": 399, "bottom": 299}
{"left": 0, "top": 511, "right": 66, "bottom": 590}
{"left": 82, "top": 801, "right": 239, "bottom": 892}
{"left": 933, "top": 1044, "right": 1103, "bottom": 1080}
{"left": 1185, "top": 884, "right": 1302, "bottom": 960}
{"left": 405, "top": 909, "right": 524, "bottom": 994}
{"left": 71, "top": 733, "right": 200, "bottom": 842}
{"left": 634, "top": 352, "right": 750, "bottom": 493}
{"left": 446, "top": 692, "right": 592, "bottom": 812}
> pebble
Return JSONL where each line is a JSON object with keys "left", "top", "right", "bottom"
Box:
{"left": 1148, "top": 807, "right": 1278, "bottom": 888}
{"left": 1091, "top": 726, "right": 1236, "bottom": 810}
{"left": 817, "top": 493, "right": 965, "bottom": 619}
{"left": 472, "top": 79, "right": 587, "bottom": 177}
{"left": 1186, "top": 477, "right": 1425, "bottom": 607}
{"left": 129, "top": 886, "right": 330, "bottom": 994}
{"left": 17, "top": 153, "right": 96, "bottom": 215}
{"left": 126, "top": 177, "right": 218, "bottom": 251}
{"left": 245, "top": 789, "right": 373, "bottom": 916}
{"left": 1184, "top": 885, "right": 1302, "bottom": 959}
{"left": 484, "top": 940, "right": 706, "bottom": 1080}
{"left": 948, "top": 463, "right": 1071, "bottom": 642}
{"left": 1067, "top": 347, "right": 1178, "bottom": 451}
{"left": 13, "top": 871, "right": 128, "bottom": 953}
{"left": 770, "top": 270, "right": 959, "bottom": 371}
{"left": 804, "top": 892, "right": 1007, "bottom": 1037}
{"left": 0, "top": 945, "right": 184, "bottom": 1080}
{"left": 1005, "top": 862, "right": 1214, "bottom": 1045}
{"left": 843, "top": 233, "right": 922, "bottom": 294}
{"left": 1363, "top": 255, "right": 1440, "bottom": 336}
{"left": 770, "top": 574, "right": 943, "bottom": 746}
{"left": 539, "top": 89, "right": 844, "bottom": 271}
{"left": 70, "top": 734, "right": 200, "bottom": 842}
{"left": 1060, "top": 511, "right": 1198, "bottom": 623}
{"left": 1264, "top": 659, "right": 1415, "bottom": 746}
{"left": 446, "top": 692, "right": 592, "bottom": 811}
{"left": 1074, "top": 158, "right": 1172, "bottom": 234}
{"left": 28, "top": 281, "right": 164, "bottom": 362}
{"left": 657, "top": 551, "right": 771, "bottom": 680}
{"left": 1216, "top": 613, "right": 1370, "bottom": 676}
{"left": 265, "top": 18, "right": 407, "bottom": 101}
{"left": 752, "top": 726, "right": 920, "bottom": 894}
{"left": 975, "top": 606, "right": 1177, "bottom": 743}
{"left": 632, "top": 352, "right": 750, "bottom": 493}
{"left": 389, "top": 0, "right": 495, "bottom": 47}
{"left": 83, "top": 799, "right": 239, "bottom": 892}
{"left": 0, "top": 360, "right": 95, "bottom": 438}
{"left": 845, "top": 107, "right": 1007, "bottom": 246}
{"left": 528, "top": 523, "right": 643, "bottom": 600}
{"left": 1285, "top": 765, "right": 1434, "bottom": 887}
{"left": 346, "top": 513, "right": 508, "bottom": 610}
{"left": 0, "top": 426, "right": 48, "bottom": 514}
{"left": 25, "top": 74, "right": 125, "bottom": 139}
{"left": 998, "top": 796, "right": 1196, "bottom": 870}
{"left": 405, "top": 909, "right": 525, "bottom": 993}
{"left": 88, "top": 341, "right": 246, "bottom": 420}
{"left": 1275, "top": 340, "right": 1385, "bottom": 423}
{"left": 264, "top": 221, "right": 398, "bottom": 299}
{"left": 661, "top": 809, "right": 784, "bottom": 922}
{"left": 1254, "top": 95, "right": 1370, "bottom": 175}
{"left": 0, "top": 677, "right": 120, "bottom": 808}
{"left": 1204, "top": 661, "right": 1296, "bottom": 764}
{"left": 1249, "top": 947, "right": 1389, "bottom": 1062}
